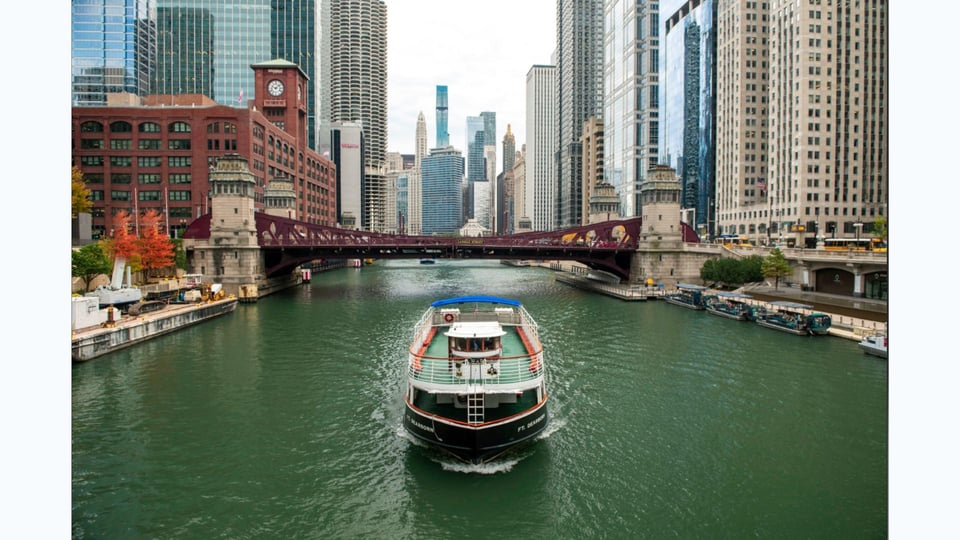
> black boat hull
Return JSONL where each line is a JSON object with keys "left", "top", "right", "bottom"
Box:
{"left": 403, "top": 400, "right": 548, "bottom": 464}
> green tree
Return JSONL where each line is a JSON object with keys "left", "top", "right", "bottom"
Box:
{"left": 700, "top": 255, "right": 764, "bottom": 286}
{"left": 872, "top": 216, "right": 888, "bottom": 241}
{"left": 72, "top": 242, "right": 113, "bottom": 292}
{"left": 72, "top": 166, "right": 92, "bottom": 217}
{"left": 761, "top": 248, "right": 793, "bottom": 289}
{"left": 171, "top": 239, "right": 187, "bottom": 270}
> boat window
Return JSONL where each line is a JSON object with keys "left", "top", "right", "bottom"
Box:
{"left": 454, "top": 337, "right": 467, "bottom": 351}
{"left": 470, "top": 339, "right": 481, "bottom": 351}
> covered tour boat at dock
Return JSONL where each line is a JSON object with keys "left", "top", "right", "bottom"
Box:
{"left": 755, "top": 301, "right": 832, "bottom": 336}
{"left": 402, "top": 296, "right": 549, "bottom": 464}
{"left": 663, "top": 283, "right": 709, "bottom": 310}
{"left": 704, "top": 291, "right": 757, "bottom": 321}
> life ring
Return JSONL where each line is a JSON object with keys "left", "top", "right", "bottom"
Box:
{"left": 444, "top": 313, "right": 454, "bottom": 322}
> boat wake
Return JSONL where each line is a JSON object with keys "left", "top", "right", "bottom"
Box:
{"left": 436, "top": 455, "right": 525, "bottom": 475}
{"left": 535, "top": 415, "right": 565, "bottom": 440}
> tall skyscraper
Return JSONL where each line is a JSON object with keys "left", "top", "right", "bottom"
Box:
{"left": 603, "top": 0, "right": 660, "bottom": 218}
{"left": 270, "top": 0, "right": 322, "bottom": 150}
{"left": 436, "top": 85, "right": 449, "bottom": 148}
{"left": 421, "top": 146, "right": 464, "bottom": 235}
{"left": 556, "top": 0, "right": 603, "bottom": 228}
{"left": 415, "top": 111, "right": 427, "bottom": 169}
{"left": 153, "top": 1, "right": 270, "bottom": 108}
{"left": 497, "top": 125, "right": 516, "bottom": 234}
{"left": 323, "top": 0, "right": 389, "bottom": 231}
{"left": 660, "top": 0, "right": 716, "bottom": 237}
{"left": 526, "top": 64, "right": 558, "bottom": 231}
{"left": 72, "top": 0, "right": 157, "bottom": 106}
{"left": 580, "top": 116, "right": 604, "bottom": 225}
{"left": 466, "top": 115, "right": 486, "bottom": 222}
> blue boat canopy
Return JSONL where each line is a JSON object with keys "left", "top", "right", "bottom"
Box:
{"left": 675, "top": 283, "right": 709, "bottom": 290}
{"left": 714, "top": 291, "right": 752, "bottom": 299}
{"left": 431, "top": 296, "right": 522, "bottom": 308}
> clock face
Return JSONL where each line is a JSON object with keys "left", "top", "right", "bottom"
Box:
{"left": 267, "top": 79, "right": 284, "bottom": 96}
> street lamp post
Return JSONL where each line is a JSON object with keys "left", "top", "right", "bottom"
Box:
{"left": 854, "top": 219, "right": 863, "bottom": 245}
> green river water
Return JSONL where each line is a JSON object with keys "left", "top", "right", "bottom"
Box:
{"left": 72, "top": 259, "right": 887, "bottom": 538}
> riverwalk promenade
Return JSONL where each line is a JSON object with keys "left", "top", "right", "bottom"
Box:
{"left": 535, "top": 261, "right": 887, "bottom": 341}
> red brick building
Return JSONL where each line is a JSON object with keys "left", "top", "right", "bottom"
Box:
{"left": 71, "top": 59, "right": 336, "bottom": 239}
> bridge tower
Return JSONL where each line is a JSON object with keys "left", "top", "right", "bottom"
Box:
{"left": 195, "top": 154, "right": 264, "bottom": 300}
{"left": 631, "top": 165, "right": 704, "bottom": 287}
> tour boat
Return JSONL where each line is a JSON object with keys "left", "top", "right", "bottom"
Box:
{"left": 403, "top": 296, "right": 549, "bottom": 464}
{"left": 704, "top": 291, "right": 757, "bottom": 321}
{"left": 419, "top": 258, "right": 436, "bottom": 264}
{"left": 663, "top": 283, "right": 709, "bottom": 310}
{"left": 755, "top": 301, "right": 832, "bottom": 336}
{"left": 859, "top": 335, "right": 888, "bottom": 358}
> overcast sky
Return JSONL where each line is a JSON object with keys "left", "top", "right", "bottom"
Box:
{"left": 386, "top": 0, "right": 556, "bottom": 161}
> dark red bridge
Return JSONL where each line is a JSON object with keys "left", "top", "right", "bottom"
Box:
{"left": 184, "top": 214, "right": 699, "bottom": 280}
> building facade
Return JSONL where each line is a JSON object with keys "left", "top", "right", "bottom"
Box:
{"left": 603, "top": 0, "right": 660, "bottom": 218}
{"left": 421, "top": 146, "right": 464, "bottom": 235}
{"left": 497, "top": 125, "right": 516, "bottom": 234}
{"left": 323, "top": 0, "right": 388, "bottom": 231}
{"left": 526, "top": 64, "right": 558, "bottom": 231}
{"left": 716, "top": 0, "right": 888, "bottom": 247}
{"left": 579, "top": 116, "right": 604, "bottom": 225}
{"left": 72, "top": 61, "right": 336, "bottom": 239}
{"left": 512, "top": 145, "right": 527, "bottom": 233}
{"left": 72, "top": 0, "right": 157, "bottom": 106}
{"left": 329, "top": 121, "right": 364, "bottom": 228}
{"left": 660, "top": 0, "right": 717, "bottom": 238}
{"left": 556, "top": 0, "right": 604, "bottom": 229}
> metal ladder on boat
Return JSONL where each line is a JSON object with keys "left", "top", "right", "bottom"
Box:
{"left": 467, "top": 391, "right": 485, "bottom": 424}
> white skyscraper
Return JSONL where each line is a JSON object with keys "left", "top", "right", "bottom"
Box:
{"left": 526, "top": 64, "right": 558, "bottom": 231}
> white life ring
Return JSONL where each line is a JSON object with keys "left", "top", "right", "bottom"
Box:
{"left": 444, "top": 313, "right": 455, "bottom": 323}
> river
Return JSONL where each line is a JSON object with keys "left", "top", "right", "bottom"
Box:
{"left": 72, "top": 259, "right": 887, "bottom": 538}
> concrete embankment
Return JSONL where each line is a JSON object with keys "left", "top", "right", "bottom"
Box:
{"left": 72, "top": 298, "right": 238, "bottom": 362}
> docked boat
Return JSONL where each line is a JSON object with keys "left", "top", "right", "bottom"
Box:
{"left": 859, "top": 335, "right": 888, "bottom": 358}
{"left": 704, "top": 291, "right": 757, "bottom": 321}
{"left": 419, "top": 258, "right": 436, "bottom": 264}
{"left": 663, "top": 283, "right": 709, "bottom": 310}
{"left": 755, "top": 301, "right": 832, "bottom": 336}
{"left": 403, "top": 296, "right": 549, "bottom": 464}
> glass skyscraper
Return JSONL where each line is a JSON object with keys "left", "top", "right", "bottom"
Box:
{"left": 154, "top": 1, "right": 271, "bottom": 108}
{"left": 421, "top": 147, "right": 464, "bottom": 235}
{"left": 72, "top": 0, "right": 157, "bottom": 106}
{"left": 660, "top": 0, "right": 716, "bottom": 234}
{"left": 436, "top": 85, "right": 449, "bottom": 148}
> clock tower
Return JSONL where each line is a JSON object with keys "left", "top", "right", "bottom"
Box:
{"left": 251, "top": 59, "right": 309, "bottom": 143}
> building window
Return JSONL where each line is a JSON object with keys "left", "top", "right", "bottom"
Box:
{"left": 109, "top": 121, "right": 132, "bottom": 132}
{"left": 138, "top": 156, "right": 162, "bottom": 167}
{"left": 138, "top": 173, "right": 161, "bottom": 184}
{"left": 139, "top": 139, "right": 161, "bottom": 150}
{"left": 80, "top": 156, "right": 103, "bottom": 166}
{"left": 168, "top": 139, "right": 192, "bottom": 150}
{"left": 169, "top": 173, "right": 192, "bottom": 184}
{"left": 109, "top": 139, "right": 132, "bottom": 150}
{"left": 111, "top": 173, "right": 131, "bottom": 184}
{"left": 111, "top": 190, "right": 130, "bottom": 201}
{"left": 110, "top": 156, "right": 132, "bottom": 167}
{"left": 139, "top": 122, "right": 161, "bottom": 133}
{"left": 208, "top": 139, "right": 220, "bottom": 150}
{"left": 169, "top": 207, "right": 192, "bottom": 218}
{"left": 80, "top": 121, "right": 103, "bottom": 133}
{"left": 206, "top": 122, "right": 220, "bottom": 133}
{"left": 168, "top": 121, "right": 191, "bottom": 133}
{"left": 138, "top": 190, "right": 161, "bottom": 201}
{"left": 80, "top": 139, "right": 103, "bottom": 149}
{"left": 83, "top": 173, "right": 104, "bottom": 184}
{"left": 89, "top": 190, "right": 104, "bottom": 201}
{"left": 169, "top": 190, "right": 192, "bottom": 201}
{"left": 168, "top": 156, "right": 192, "bottom": 168}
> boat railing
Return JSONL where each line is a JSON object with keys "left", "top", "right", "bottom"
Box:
{"left": 408, "top": 349, "right": 545, "bottom": 390}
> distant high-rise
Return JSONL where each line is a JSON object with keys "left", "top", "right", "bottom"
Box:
{"left": 72, "top": 0, "right": 157, "bottom": 106}
{"left": 270, "top": 0, "right": 322, "bottom": 150}
{"left": 152, "top": 7, "right": 213, "bottom": 98}
{"left": 660, "top": 0, "right": 716, "bottom": 237}
{"left": 526, "top": 64, "right": 558, "bottom": 232}
{"left": 580, "top": 116, "right": 604, "bottom": 225}
{"left": 556, "top": 0, "right": 603, "bottom": 228}
{"left": 415, "top": 111, "right": 427, "bottom": 169}
{"left": 497, "top": 125, "right": 516, "bottom": 234}
{"left": 603, "top": 0, "right": 660, "bottom": 218}
{"left": 421, "top": 146, "right": 464, "bottom": 235}
{"left": 436, "top": 85, "right": 449, "bottom": 148}
{"left": 324, "top": 0, "right": 389, "bottom": 231}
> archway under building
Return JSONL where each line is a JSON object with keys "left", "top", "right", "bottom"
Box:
{"left": 816, "top": 268, "right": 855, "bottom": 295}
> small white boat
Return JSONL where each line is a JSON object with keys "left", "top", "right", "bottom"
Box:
{"left": 859, "top": 335, "right": 888, "bottom": 358}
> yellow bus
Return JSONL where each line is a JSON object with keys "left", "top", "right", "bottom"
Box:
{"left": 823, "top": 238, "right": 887, "bottom": 252}
{"left": 715, "top": 234, "right": 753, "bottom": 248}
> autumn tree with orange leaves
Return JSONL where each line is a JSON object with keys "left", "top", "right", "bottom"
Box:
{"left": 138, "top": 209, "right": 175, "bottom": 277}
